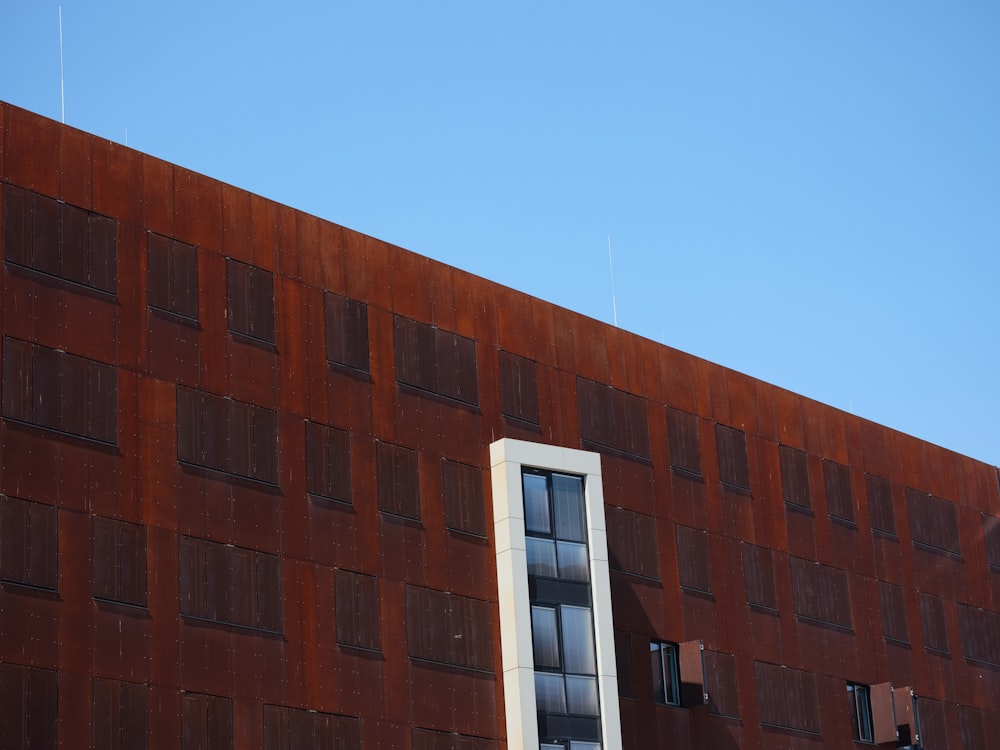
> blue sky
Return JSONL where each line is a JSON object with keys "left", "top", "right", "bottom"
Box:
{"left": 3, "top": 2, "right": 999, "bottom": 467}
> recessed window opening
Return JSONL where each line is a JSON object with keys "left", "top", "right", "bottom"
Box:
{"left": 651, "top": 641, "right": 680, "bottom": 706}
{"left": 847, "top": 682, "right": 875, "bottom": 743}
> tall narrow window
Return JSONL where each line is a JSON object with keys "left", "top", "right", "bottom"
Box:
{"left": 147, "top": 231, "right": 199, "bottom": 321}
{"left": 824, "top": 460, "right": 855, "bottom": 523}
{"left": 93, "top": 678, "right": 148, "bottom": 750}
{"left": 715, "top": 424, "right": 749, "bottom": 491}
{"left": 499, "top": 350, "right": 539, "bottom": 425}
{"left": 867, "top": 474, "right": 895, "bottom": 535}
{"left": 376, "top": 441, "right": 420, "bottom": 520}
{"left": 93, "top": 516, "right": 147, "bottom": 607}
{"left": 442, "top": 459, "right": 486, "bottom": 537}
{"left": 305, "top": 421, "right": 351, "bottom": 503}
{"left": 335, "top": 569, "right": 381, "bottom": 651}
{"left": 324, "top": 292, "right": 369, "bottom": 372}
{"left": 650, "top": 642, "right": 680, "bottom": 706}
{"left": 779, "top": 445, "right": 810, "bottom": 510}
{"left": 847, "top": 683, "right": 875, "bottom": 742}
{"left": 227, "top": 258, "right": 275, "bottom": 344}
{"left": 667, "top": 408, "right": 701, "bottom": 477}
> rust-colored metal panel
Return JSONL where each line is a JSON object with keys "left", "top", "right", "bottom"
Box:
{"left": 91, "top": 137, "right": 142, "bottom": 227}
{"left": 390, "top": 247, "right": 433, "bottom": 322}
{"left": 58, "top": 123, "right": 93, "bottom": 210}
{"left": 5, "top": 105, "right": 59, "bottom": 197}
{"left": 869, "top": 681, "right": 897, "bottom": 745}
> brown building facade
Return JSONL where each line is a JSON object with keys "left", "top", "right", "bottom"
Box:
{"left": 0, "top": 101, "right": 998, "bottom": 749}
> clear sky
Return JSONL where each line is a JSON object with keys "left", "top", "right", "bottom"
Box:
{"left": 3, "top": 2, "right": 999, "bottom": 468}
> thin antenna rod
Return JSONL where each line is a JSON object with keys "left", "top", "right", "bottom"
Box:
{"left": 58, "top": 6, "right": 65, "bottom": 123}
{"left": 608, "top": 235, "right": 618, "bottom": 328}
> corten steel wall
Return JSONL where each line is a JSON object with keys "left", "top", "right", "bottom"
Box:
{"left": 1, "top": 101, "right": 999, "bottom": 749}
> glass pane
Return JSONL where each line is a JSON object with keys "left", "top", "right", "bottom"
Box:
{"left": 541, "top": 745, "right": 563, "bottom": 750}
{"left": 523, "top": 473, "right": 551, "bottom": 534}
{"left": 552, "top": 474, "right": 586, "bottom": 541}
{"left": 565, "top": 675, "right": 600, "bottom": 716}
{"left": 527, "top": 537, "right": 557, "bottom": 578}
{"left": 557, "top": 541, "right": 589, "bottom": 581}
{"left": 561, "top": 606, "right": 596, "bottom": 675}
{"left": 531, "top": 606, "right": 560, "bottom": 668}
{"left": 570, "top": 743, "right": 601, "bottom": 750}
{"left": 535, "top": 672, "right": 567, "bottom": 714}
{"left": 651, "top": 642, "right": 678, "bottom": 704}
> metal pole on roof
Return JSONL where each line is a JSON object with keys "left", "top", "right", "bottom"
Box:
{"left": 608, "top": 235, "right": 619, "bottom": 327}
{"left": 59, "top": 6, "right": 65, "bottom": 123}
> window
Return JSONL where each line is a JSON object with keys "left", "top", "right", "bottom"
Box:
{"left": 262, "top": 705, "right": 360, "bottom": 750}
{"left": 147, "top": 231, "right": 198, "bottom": 321}
{"left": 906, "top": 488, "right": 961, "bottom": 557}
{"left": 2, "top": 337, "right": 118, "bottom": 445}
{"left": 577, "top": 377, "right": 650, "bottom": 460}
{"left": 790, "top": 558, "right": 852, "bottom": 630}
{"left": 305, "top": 421, "right": 351, "bottom": 503}
{"left": 181, "top": 691, "right": 232, "bottom": 750}
{"left": 0, "top": 495, "right": 57, "bottom": 590}
{"left": 324, "top": 291, "right": 369, "bottom": 372}
{"left": 676, "top": 525, "right": 711, "bottom": 594}
{"left": 499, "top": 350, "right": 539, "bottom": 425}
{"left": 531, "top": 604, "right": 599, "bottom": 716}
{"left": 666, "top": 408, "right": 701, "bottom": 477}
{"left": 93, "top": 678, "right": 148, "bottom": 750}
{"left": 0, "top": 662, "right": 57, "bottom": 749}
{"left": 175, "top": 386, "right": 279, "bottom": 485}
{"left": 847, "top": 683, "right": 875, "bottom": 742}
{"left": 878, "top": 581, "right": 908, "bottom": 645}
{"left": 178, "top": 536, "right": 283, "bottom": 633}
{"left": 523, "top": 470, "right": 589, "bottom": 582}
{"left": 867, "top": 474, "right": 895, "bottom": 535}
{"left": 93, "top": 516, "right": 147, "bottom": 607}
{"left": 779, "top": 445, "right": 810, "bottom": 509}
{"left": 651, "top": 641, "right": 680, "bottom": 706}
{"left": 442, "top": 459, "right": 486, "bottom": 536}
{"left": 226, "top": 258, "right": 274, "bottom": 344}
{"left": 334, "top": 569, "right": 380, "bottom": 651}
{"left": 405, "top": 585, "right": 493, "bottom": 671}
{"left": 394, "top": 315, "right": 478, "bottom": 405}
{"left": 605, "top": 506, "right": 659, "bottom": 580}
{"left": 715, "top": 424, "right": 749, "bottom": 491}
{"left": 376, "top": 441, "right": 420, "bottom": 520}
{"left": 823, "top": 459, "right": 854, "bottom": 523}
{"left": 3, "top": 183, "right": 116, "bottom": 294}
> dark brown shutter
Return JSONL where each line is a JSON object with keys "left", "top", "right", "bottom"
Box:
{"left": 33, "top": 191, "right": 61, "bottom": 276}
{"left": 93, "top": 678, "right": 148, "bottom": 750}
{"left": 907, "top": 488, "right": 961, "bottom": 556}
{"left": 870, "top": 682, "right": 897, "bottom": 745}
{"left": 959, "top": 705, "right": 986, "bottom": 748}
{"left": 779, "top": 445, "right": 810, "bottom": 509}
{"left": 306, "top": 421, "right": 352, "bottom": 503}
{"left": 919, "top": 593, "right": 949, "bottom": 654}
{"left": 742, "top": 543, "right": 777, "bottom": 610}
{"left": 412, "top": 728, "right": 497, "bottom": 750}
{"left": 226, "top": 259, "right": 251, "bottom": 336}
{"left": 405, "top": 585, "right": 492, "bottom": 670}
{"left": 61, "top": 201, "right": 90, "bottom": 284}
{"left": 716, "top": 424, "right": 750, "bottom": 491}
{"left": 499, "top": 350, "right": 539, "bottom": 425}
{"left": 667, "top": 408, "right": 701, "bottom": 476}
{"left": 0, "top": 496, "right": 57, "bottom": 590}
{"left": 878, "top": 581, "right": 908, "bottom": 644}
{"left": 676, "top": 525, "right": 711, "bottom": 593}
{"left": 249, "top": 264, "right": 275, "bottom": 343}
{"left": 790, "top": 558, "right": 852, "bottom": 629}
{"left": 867, "top": 474, "right": 895, "bottom": 534}
{"left": 754, "top": 661, "right": 820, "bottom": 734}
{"left": 958, "top": 604, "right": 1000, "bottom": 666}
{"left": 255, "top": 551, "right": 283, "bottom": 632}
{"left": 250, "top": 404, "right": 279, "bottom": 483}
{"left": 442, "top": 459, "right": 486, "bottom": 536}
{"left": 823, "top": 459, "right": 854, "bottom": 522}
{"left": 705, "top": 650, "right": 739, "bottom": 718}
{"left": 1, "top": 337, "right": 32, "bottom": 423}
{"left": 606, "top": 506, "right": 659, "bottom": 580}
{"left": 88, "top": 212, "right": 117, "bottom": 293}
{"left": 983, "top": 514, "right": 1000, "bottom": 570}
{"left": 335, "top": 569, "right": 381, "bottom": 651}
{"left": 916, "top": 697, "right": 946, "bottom": 750}
{"left": 577, "top": 378, "right": 650, "bottom": 460}
{"left": 377, "top": 442, "right": 420, "bottom": 520}
{"left": 3, "top": 183, "right": 33, "bottom": 266}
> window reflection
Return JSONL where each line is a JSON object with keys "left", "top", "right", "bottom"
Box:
{"left": 535, "top": 672, "right": 567, "bottom": 713}
{"left": 561, "top": 606, "right": 597, "bottom": 675}
{"left": 557, "top": 541, "right": 589, "bottom": 581}
{"left": 524, "top": 473, "right": 551, "bottom": 534}
{"left": 651, "top": 641, "right": 679, "bottom": 705}
{"left": 553, "top": 473, "right": 586, "bottom": 541}
{"left": 527, "top": 537, "right": 557, "bottom": 578}
{"left": 531, "top": 606, "right": 560, "bottom": 669}
{"left": 565, "top": 675, "right": 600, "bottom": 716}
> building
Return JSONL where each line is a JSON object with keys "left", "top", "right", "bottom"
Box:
{"left": 0, "top": 100, "right": 997, "bottom": 749}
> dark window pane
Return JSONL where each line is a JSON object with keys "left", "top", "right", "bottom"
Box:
{"left": 534, "top": 673, "right": 566, "bottom": 714}
{"left": 527, "top": 538, "right": 557, "bottom": 578}
{"left": 556, "top": 542, "right": 589, "bottom": 582}
{"left": 560, "top": 605, "right": 596, "bottom": 675}
{"left": 531, "top": 605, "right": 560, "bottom": 668}
{"left": 651, "top": 642, "right": 679, "bottom": 705}
{"left": 552, "top": 473, "right": 585, "bottom": 542}
{"left": 523, "top": 473, "right": 551, "bottom": 535}
{"left": 565, "top": 675, "right": 599, "bottom": 716}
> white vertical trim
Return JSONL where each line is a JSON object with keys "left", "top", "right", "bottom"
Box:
{"left": 490, "top": 438, "right": 622, "bottom": 750}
